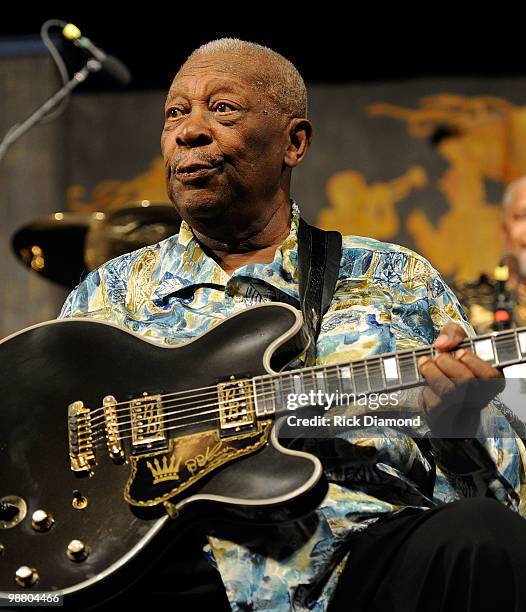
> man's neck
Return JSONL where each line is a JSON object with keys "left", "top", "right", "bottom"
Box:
{"left": 191, "top": 199, "right": 293, "bottom": 275}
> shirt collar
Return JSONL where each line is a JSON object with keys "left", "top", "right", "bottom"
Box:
{"left": 152, "top": 198, "right": 301, "bottom": 300}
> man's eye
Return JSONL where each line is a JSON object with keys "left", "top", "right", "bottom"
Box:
{"left": 167, "top": 107, "right": 184, "bottom": 119}
{"left": 213, "top": 102, "right": 235, "bottom": 113}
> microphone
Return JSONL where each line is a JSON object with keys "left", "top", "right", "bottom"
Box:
{"left": 62, "top": 23, "right": 131, "bottom": 85}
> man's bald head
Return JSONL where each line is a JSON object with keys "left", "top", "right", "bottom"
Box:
{"left": 174, "top": 38, "right": 308, "bottom": 119}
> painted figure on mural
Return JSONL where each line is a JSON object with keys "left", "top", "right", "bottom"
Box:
{"left": 368, "top": 95, "right": 526, "bottom": 283}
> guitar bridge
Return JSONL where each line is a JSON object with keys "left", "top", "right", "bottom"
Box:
{"left": 68, "top": 401, "right": 96, "bottom": 473}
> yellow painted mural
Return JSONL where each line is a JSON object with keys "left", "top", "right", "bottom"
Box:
{"left": 66, "top": 94, "right": 526, "bottom": 284}
{"left": 318, "top": 165, "right": 427, "bottom": 239}
{"left": 318, "top": 95, "right": 526, "bottom": 282}
{"left": 66, "top": 157, "right": 170, "bottom": 212}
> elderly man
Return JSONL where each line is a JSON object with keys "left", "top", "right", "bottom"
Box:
{"left": 456, "top": 176, "right": 526, "bottom": 333}
{"left": 59, "top": 39, "right": 526, "bottom": 611}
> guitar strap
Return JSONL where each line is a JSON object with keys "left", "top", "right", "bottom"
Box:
{"left": 297, "top": 217, "right": 342, "bottom": 367}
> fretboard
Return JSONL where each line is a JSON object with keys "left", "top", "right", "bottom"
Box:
{"left": 252, "top": 326, "right": 526, "bottom": 418}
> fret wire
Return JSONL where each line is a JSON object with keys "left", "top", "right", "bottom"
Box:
{"left": 318, "top": 366, "right": 327, "bottom": 395}
{"left": 320, "top": 367, "right": 328, "bottom": 395}
{"left": 276, "top": 375, "right": 285, "bottom": 408}
{"left": 263, "top": 379, "right": 269, "bottom": 414}
{"left": 413, "top": 349, "right": 420, "bottom": 384}
{"left": 340, "top": 363, "right": 349, "bottom": 393}
{"left": 331, "top": 365, "right": 340, "bottom": 393}
{"left": 514, "top": 329, "right": 522, "bottom": 359}
{"left": 352, "top": 361, "right": 365, "bottom": 394}
{"left": 378, "top": 356, "right": 387, "bottom": 390}
{"left": 307, "top": 367, "right": 317, "bottom": 394}
{"left": 253, "top": 378, "right": 260, "bottom": 415}
{"left": 285, "top": 373, "right": 294, "bottom": 402}
{"left": 490, "top": 335, "right": 498, "bottom": 366}
{"left": 333, "top": 365, "right": 341, "bottom": 393}
{"left": 349, "top": 360, "right": 357, "bottom": 394}
{"left": 364, "top": 359, "right": 372, "bottom": 391}
{"left": 269, "top": 377, "right": 276, "bottom": 414}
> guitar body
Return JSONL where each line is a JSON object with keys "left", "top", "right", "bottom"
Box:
{"left": 0, "top": 303, "right": 327, "bottom": 607}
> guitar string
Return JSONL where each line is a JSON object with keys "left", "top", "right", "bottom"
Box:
{"left": 87, "top": 353, "right": 511, "bottom": 452}
{"left": 85, "top": 334, "right": 493, "bottom": 419}
{"left": 85, "top": 348, "right": 457, "bottom": 448}
{"left": 86, "top": 347, "right": 436, "bottom": 431}
{"left": 84, "top": 342, "right": 515, "bottom": 450}
{"left": 86, "top": 345, "right": 439, "bottom": 426}
{"left": 76, "top": 337, "right": 519, "bottom": 451}
{"left": 89, "top": 372, "right": 426, "bottom": 452}
{"left": 79, "top": 329, "right": 515, "bottom": 422}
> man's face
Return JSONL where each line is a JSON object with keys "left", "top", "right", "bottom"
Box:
{"left": 161, "top": 53, "right": 291, "bottom": 234}
{"left": 503, "top": 181, "right": 526, "bottom": 277}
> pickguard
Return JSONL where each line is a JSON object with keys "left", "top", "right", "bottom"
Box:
{"left": 125, "top": 421, "right": 273, "bottom": 506}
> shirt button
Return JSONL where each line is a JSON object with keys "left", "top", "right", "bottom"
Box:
{"left": 233, "top": 294, "right": 244, "bottom": 303}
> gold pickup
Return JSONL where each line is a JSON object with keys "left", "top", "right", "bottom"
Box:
{"left": 217, "top": 377, "right": 256, "bottom": 433}
{"left": 130, "top": 393, "right": 167, "bottom": 453}
{"left": 103, "top": 395, "right": 125, "bottom": 462}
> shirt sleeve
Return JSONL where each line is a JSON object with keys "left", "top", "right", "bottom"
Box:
{"left": 57, "top": 261, "right": 128, "bottom": 327}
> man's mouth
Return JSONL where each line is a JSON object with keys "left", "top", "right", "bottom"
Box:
{"left": 177, "top": 162, "right": 213, "bottom": 173}
{"left": 174, "top": 161, "right": 221, "bottom": 183}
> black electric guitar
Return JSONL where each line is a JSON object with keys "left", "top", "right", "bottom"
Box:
{"left": 1, "top": 302, "right": 525, "bottom": 608}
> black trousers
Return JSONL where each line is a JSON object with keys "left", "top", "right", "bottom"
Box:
{"left": 329, "top": 497, "right": 526, "bottom": 612}
{"left": 95, "top": 497, "right": 526, "bottom": 611}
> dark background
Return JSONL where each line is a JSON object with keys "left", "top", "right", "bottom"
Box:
{"left": 0, "top": 12, "right": 524, "bottom": 90}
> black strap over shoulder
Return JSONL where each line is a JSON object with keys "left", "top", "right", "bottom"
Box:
{"left": 297, "top": 217, "right": 342, "bottom": 366}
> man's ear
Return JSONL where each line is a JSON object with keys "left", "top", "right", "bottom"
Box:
{"left": 284, "top": 118, "right": 313, "bottom": 168}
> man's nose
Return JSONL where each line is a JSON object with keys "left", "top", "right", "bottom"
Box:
{"left": 176, "top": 109, "right": 213, "bottom": 148}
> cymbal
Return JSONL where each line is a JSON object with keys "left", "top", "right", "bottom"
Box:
{"left": 11, "top": 202, "right": 181, "bottom": 289}
{"left": 85, "top": 202, "right": 181, "bottom": 270}
{"left": 12, "top": 212, "right": 96, "bottom": 289}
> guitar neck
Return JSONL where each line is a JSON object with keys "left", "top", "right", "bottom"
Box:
{"left": 252, "top": 326, "right": 526, "bottom": 419}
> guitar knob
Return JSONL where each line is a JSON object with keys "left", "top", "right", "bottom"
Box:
{"left": 15, "top": 566, "right": 39, "bottom": 587}
{"left": 31, "top": 510, "right": 54, "bottom": 532}
{"left": 71, "top": 490, "right": 88, "bottom": 510}
{"left": 0, "top": 502, "right": 19, "bottom": 521}
{"left": 67, "top": 539, "right": 89, "bottom": 562}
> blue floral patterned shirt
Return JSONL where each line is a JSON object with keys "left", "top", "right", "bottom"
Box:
{"left": 59, "top": 200, "right": 526, "bottom": 611}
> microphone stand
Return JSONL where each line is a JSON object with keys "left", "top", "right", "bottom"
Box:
{"left": 0, "top": 58, "right": 102, "bottom": 162}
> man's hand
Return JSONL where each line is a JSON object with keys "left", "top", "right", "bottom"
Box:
{"left": 417, "top": 323, "right": 505, "bottom": 437}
